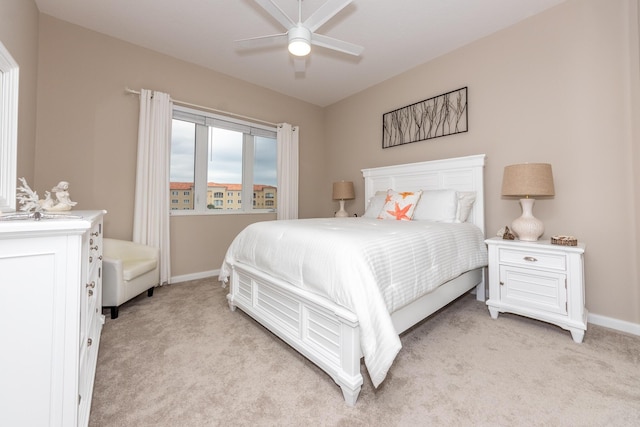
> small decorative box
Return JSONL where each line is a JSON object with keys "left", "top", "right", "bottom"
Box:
{"left": 551, "top": 235, "right": 578, "bottom": 246}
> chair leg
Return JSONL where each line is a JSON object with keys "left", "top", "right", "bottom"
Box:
{"left": 147, "top": 287, "right": 154, "bottom": 297}
{"left": 110, "top": 306, "right": 119, "bottom": 319}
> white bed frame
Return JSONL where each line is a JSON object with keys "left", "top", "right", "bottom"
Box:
{"left": 226, "top": 154, "right": 486, "bottom": 406}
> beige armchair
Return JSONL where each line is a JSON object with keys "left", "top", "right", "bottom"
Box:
{"left": 102, "top": 238, "right": 160, "bottom": 319}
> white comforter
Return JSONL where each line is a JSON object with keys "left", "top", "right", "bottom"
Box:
{"left": 219, "top": 217, "right": 487, "bottom": 388}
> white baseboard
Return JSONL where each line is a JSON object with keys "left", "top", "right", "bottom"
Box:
{"left": 168, "top": 269, "right": 640, "bottom": 338}
{"left": 170, "top": 269, "right": 219, "bottom": 284}
{"left": 588, "top": 312, "right": 640, "bottom": 337}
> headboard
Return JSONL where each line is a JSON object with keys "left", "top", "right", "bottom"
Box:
{"left": 361, "top": 154, "right": 486, "bottom": 234}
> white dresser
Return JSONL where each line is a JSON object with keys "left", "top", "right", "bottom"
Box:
{"left": 485, "top": 237, "right": 587, "bottom": 343}
{"left": 0, "top": 210, "right": 106, "bottom": 427}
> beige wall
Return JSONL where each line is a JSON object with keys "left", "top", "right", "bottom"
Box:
{"left": 0, "top": 0, "right": 39, "bottom": 184}
{"left": 633, "top": 1, "right": 640, "bottom": 321}
{"left": 34, "top": 14, "right": 325, "bottom": 278}
{"left": 325, "top": 0, "right": 640, "bottom": 323}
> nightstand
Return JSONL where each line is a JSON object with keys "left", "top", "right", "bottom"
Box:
{"left": 485, "top": 237, "right": 587, "bottom": 343}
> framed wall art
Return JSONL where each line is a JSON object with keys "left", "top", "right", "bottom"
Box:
{"left": 382, "top": 87, "right": 468, "bottom": 149}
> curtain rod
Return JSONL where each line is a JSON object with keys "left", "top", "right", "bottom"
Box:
{"left": 124, "top": 87, "right": 277, "bottom": 127}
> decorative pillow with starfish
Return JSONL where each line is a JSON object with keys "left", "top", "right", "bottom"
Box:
{"left": 377, "top": 189, "right": 423, "bottom": 221}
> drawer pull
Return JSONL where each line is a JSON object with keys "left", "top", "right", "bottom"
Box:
{"left": 523, "top": 256, "right": 538, "bottom": 262}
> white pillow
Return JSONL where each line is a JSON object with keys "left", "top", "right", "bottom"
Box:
{"left": 363, "top": 190, "right": 388, "bottom": 218}
{"left": 412, "top": 189, "right": 458, "bottom": 222}
{"left": 377, "top": 189, "right": 423, "bottom": 221}
{"left": 455, "top": 191, "right": 476, "bottom": 223}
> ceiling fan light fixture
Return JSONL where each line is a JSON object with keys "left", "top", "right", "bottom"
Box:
{"left": 288, "top": 26, "right": 311, "bottom": 56}
{"left": 288, "top": 39, "right": 310, "bottom": 56}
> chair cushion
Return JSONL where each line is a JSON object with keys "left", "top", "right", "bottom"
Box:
{"left": 122, "top": 258, "right": 158, "bottom": 281}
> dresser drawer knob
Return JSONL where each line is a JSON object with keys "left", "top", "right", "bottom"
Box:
{"left": 523, "top": 256, "right": 538, "bottom": 262}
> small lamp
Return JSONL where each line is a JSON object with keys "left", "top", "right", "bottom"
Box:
{"left": 501, "top": 163, "right": 555, "bottom": 241}
{"left": 333, "top": 181, "right": 355, "bottom": 217}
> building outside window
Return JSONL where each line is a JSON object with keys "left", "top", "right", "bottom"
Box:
{"left": 170, "top": 106, "right": 277, "bottom": 214}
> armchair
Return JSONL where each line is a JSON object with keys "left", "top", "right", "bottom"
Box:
{"left": 102, "top": 238, "right": 160, "bottom": 319}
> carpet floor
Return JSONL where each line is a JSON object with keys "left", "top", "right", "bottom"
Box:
{"left": 89, "top": 278, "right": 640, "bottom": 426}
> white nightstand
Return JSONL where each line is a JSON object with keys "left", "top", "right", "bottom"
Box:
{"left": 485, "top": 237, "right": 587, "bottom": 343}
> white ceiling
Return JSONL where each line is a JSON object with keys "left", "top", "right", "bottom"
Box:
{"left": 34, "top": 0, "right": 566, "bottom": 107}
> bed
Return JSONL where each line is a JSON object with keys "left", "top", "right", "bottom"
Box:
{"left": 219, "top": 154, "right": 487, "bottom": 406}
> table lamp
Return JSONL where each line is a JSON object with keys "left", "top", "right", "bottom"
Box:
{"left": 501, "top": 163, "right": 555, "bottom": 241}
{"left": 333, "top": 181, "right": 355, "bottom": 217}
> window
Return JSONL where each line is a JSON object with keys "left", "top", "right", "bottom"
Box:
{"left": 170, "top": 106, "right": 277, "bottom": 214}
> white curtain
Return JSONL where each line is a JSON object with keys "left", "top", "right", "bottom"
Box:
{"left": 133, "top": 89, "right": 172, "bottom": 285}
{"left": 276, "top": 123, "right": 299, "bottom": 220}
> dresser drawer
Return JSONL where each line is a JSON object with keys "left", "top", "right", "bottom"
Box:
{"left": 498, "top": 247, "right": 566, "bottom": 271}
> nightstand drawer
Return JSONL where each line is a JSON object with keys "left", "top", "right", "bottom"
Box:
{"left": 498, "top": 247, "right": 566, "bottom": 271}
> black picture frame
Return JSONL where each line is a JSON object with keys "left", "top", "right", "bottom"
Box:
{"left": 382, "top": 87, "right": 468, "bottom": 149}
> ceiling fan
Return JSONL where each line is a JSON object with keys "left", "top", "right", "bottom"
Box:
{"left": 235, "top": 0, "right": 364, "bottom": 61}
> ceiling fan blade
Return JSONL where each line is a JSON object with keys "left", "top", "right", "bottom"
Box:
{"left": 311, "top": 33, "right": 363, "bottom": 56}
{"left": 235, "top": 33, "right": 288, "bottom": 49}
{"left": 304, "top": 0, "right": 352, "bottom": 32}
{"left": 255, "top": 0, "right": 295, "bottom": 30}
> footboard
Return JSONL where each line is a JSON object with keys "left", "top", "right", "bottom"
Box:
{"left": 226, "top": 262, "right": 364, "bottom": 406}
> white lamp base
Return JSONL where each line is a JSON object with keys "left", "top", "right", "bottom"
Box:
{"left": 335, "top": 200, "right": 349, "bottom": 217}
{"left": 511, "top": 198, "right": 544, "bottom": 241}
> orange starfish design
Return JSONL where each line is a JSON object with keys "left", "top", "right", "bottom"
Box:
{"left": 386, "top": 202, "right": 412, "bottom": 220}
{"left": 397, "top": 191, "right": 415, "bottom": 199}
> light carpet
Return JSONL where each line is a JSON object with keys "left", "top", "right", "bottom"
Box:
{"left": 89, "top": 278, "right": 640, "bottom": 426}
